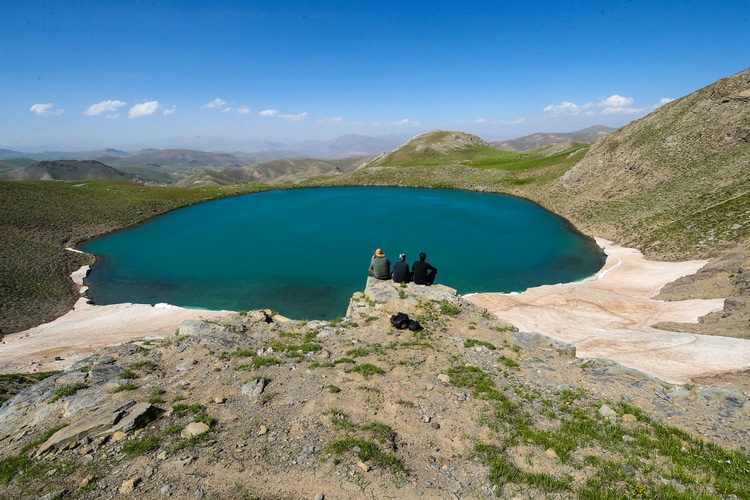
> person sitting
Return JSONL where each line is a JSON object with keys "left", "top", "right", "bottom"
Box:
{"left": 392, "top": 253, "right": 412, "bottom": 283}
{"left": 368, "top": 248, "right": 391, "bottom": 280}
{"left": 412, "top": 252, "right": 437, "bottom": 285}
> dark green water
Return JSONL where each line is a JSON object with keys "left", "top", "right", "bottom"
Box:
{"left": 80, "top": 186, "right": 605, "bottom": 319}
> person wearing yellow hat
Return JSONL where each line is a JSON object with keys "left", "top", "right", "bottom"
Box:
{"left": 368, "top": 248, "right": 391, "bottom": 280}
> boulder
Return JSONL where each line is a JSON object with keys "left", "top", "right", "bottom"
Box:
{"left": 179, "top": 319, "right": 228, "bottom": 337}
{"left": 35, "top": 401, "right": 158, "bottom": 456}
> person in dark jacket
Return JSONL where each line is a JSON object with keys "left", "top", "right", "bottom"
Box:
{"left": 392, "top": 253, "right": 412, "bottom": 283}
{"left": 412, "top": 252, "right": 437, "bottom": 285}
{"left": 368, "top": 248, "right": 391, "bottom": 280}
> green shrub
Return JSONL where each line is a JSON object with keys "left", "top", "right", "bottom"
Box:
{"left": 464, "top": 338, "right": 496, "bottom": 350}
{"left": 346, "top": 363, "right": 385, "bottom": 378}
{"left": 329, "top": 438, "right": 406, "bottom": 475}
{"left": 439, "top": 301, "right": 460, "bottom": 316}
{"left": 122, "top": 435, "right": 160, "bottom": 458}
{"left": 113, "top": 382, "right": 138, "bottom": 392}
{"left": 50, "top": 382, "right": 86, "bottom": 402}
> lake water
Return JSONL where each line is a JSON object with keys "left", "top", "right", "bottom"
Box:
{"left": 80, "top": 186, "right": 606, "bottom": 319}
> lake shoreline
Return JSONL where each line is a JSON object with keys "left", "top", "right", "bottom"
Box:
{"left": 2, "top": 238, "right": 750, "bottom": 384}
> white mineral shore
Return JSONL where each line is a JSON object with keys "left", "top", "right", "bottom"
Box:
{"left": 467, "top": 238, "right": 750, "bottom": 384}
{"left": 0, "top": 299, "right": 221, "bottom": 375}
{"left": 2, "top": 238, "right": 750, "bottom": 383}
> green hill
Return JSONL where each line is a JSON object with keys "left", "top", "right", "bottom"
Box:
{"left": 368, "top": 129, "right": 512, "bottom": 167}
{"left": 0, "top": 160, "right": 140, "bottom": 182}
{"left": 0, "top": 157, "right": 37, "bottom": 174}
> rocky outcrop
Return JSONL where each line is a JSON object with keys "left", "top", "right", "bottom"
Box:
{"left": 0, "top": 280, "right": 748, "bottom": 498}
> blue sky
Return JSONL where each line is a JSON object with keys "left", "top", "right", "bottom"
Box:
{"left": 2, "top": 0, "right": 748, "bottom": 151}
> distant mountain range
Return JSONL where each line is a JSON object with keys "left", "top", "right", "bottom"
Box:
{"left": 0, "top": 127, "right": 615, "bottom": 184}
{"left": 0, "top": 134, "right": 414, "bottom": 163}
{"left": 0, "top": 127, "right": 613, "bottom": 163}
{"left": 489, "top": 125, "right": 615, "bottom": 151}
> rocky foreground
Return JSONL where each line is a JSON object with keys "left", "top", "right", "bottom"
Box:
{"left": 1, "top": 279, "right": 748, "bottom": 499}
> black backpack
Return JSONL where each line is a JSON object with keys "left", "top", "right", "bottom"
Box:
{"left": 390, "top": 312, "right": 410, "bottom": 329}
{"left": 390, "top": 312, "right": 422, "bottom": 331}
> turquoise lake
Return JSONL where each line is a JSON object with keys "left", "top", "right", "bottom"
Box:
{"left": 80, "top": 186, "right": 606, "bottom": 319}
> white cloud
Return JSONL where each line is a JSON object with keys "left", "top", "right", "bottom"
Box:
{"left": 128, "top": 101, "right": 160, "bottom": 118}
{"left": 319, "top": 116, "right": 345, "bottom": 124}
{"left": 599, "top": 94, "right": 633, "bottom": 109}
{"left": 84, "top": 100, "right": 126, "bottom": 117}
{"left": 449, "top": 117, "right": 526, "bottom": 127}
{"left": 393, "top": 118, "right": 420, "bottom": 126}
{"left": 279, "top": 112, "right": 307, "bottom": 121}
{"left": 237, "top": 106, "right": 251, "bottom": 115}
{"left": 258, "top": 109, "right": 307, "bottom": 121}
{"left": 203, "top": 98, "right": 228, "bottom": 109}
{"left": 221, "top": 107, "right": 234, "bottom": 113}
{"left": 655, "top": 97, "right": 674, "bottom": 108}
{"left": 597, "top": 94, "right": 638, "bottom": 115}
{"left": 543, "top": 101, "right": 594, "bottom": 117}
{"left": 162, "top": 106, "right": 177, "bottom": 116}
{"left": 544, "top": 94, "right": 644, "bottom": 116}
{"left": 30, "top": 103, "right": 63, "bottom": 116}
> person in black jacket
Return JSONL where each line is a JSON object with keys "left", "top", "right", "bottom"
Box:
{"left": 412, "top": 252, "right": 437, "bottom": 285}
{"left": 392, "top": 253, "right": 412, "bottom": 283}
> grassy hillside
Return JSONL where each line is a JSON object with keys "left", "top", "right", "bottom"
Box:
{"left": 369, "top": 130, "right": 494, "bottom": 166}
{"left": 0, "top": 180, "right": 269, "bottom": 334}
{"left": 229, "top": 156, "right": 366, "bottom": 184}
{"left": 0, "top": 158, "right": 36, "bottom": 174}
